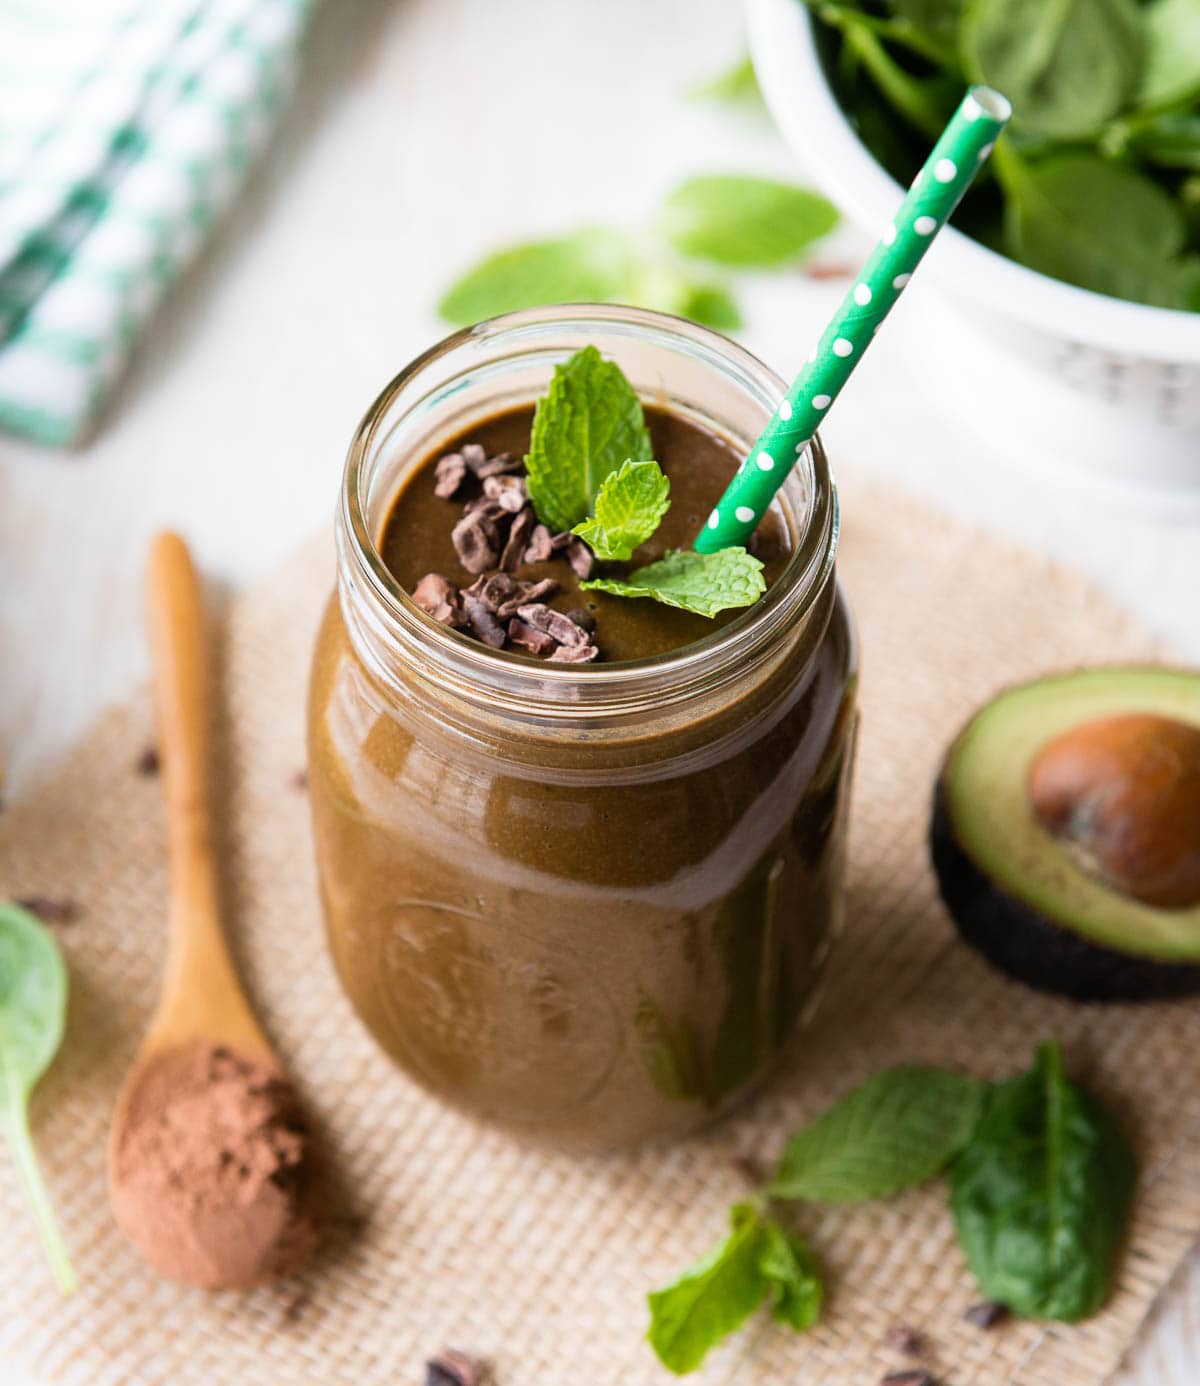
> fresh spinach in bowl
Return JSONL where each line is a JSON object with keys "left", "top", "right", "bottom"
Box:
{"left": 803, "top": 0, "right": 1200, "bottom": 310}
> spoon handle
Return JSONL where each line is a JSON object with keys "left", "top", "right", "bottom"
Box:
{"left": 145, "top": 532, "right": 270, "bottom": 1058}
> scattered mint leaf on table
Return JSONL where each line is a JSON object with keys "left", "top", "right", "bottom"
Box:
{"left": 686, "top": 52, "right": 763, "bottom": 105}
{"left": 662, "top": 174, "right": 839, "bottom": 268}
{"left": 758, "top": 1220, "right": 823, "bottom": 1330}
{"left": 525, "top": 345, "right": 653, "bottom": 534}
{"left": 583, "top": 547, "right": 766, "bottom": 618}
{"left": 769, "top": 1066, "right": 984, "bottom": 1202}
{"left": 950, "top": 1041, "right": 1136, "bottom": 1322}
{"left": 437, "top": 228, "right": 633, "bottom": 325}
{"left": 960, "top": 0, "right": 1142, "bottom": 142}
{"left": 572, "top": 459, "right": 670, "bottom": 561}
{"left": 647, "top": 1203, "right": 771, "bottom": 1375}
{"left": 673, "top": 280, "right": 742, "bottom": 330}
{"left": 0, "top": 902, "right": 76, "bottom": 1292}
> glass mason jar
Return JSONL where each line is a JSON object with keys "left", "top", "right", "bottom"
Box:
{"left": 307, "top": 306, "right": 858, "bottom": 1151}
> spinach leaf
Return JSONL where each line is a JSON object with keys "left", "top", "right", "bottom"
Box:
{"left": 647, "top": 1203, "right": 770, "bottom": 1374}
{"left": 960, "top": 0, "right": 1143, "bottom": 141}
{"left": 770, "top": 1066, "right": 984, "bottom": 1202}
{"left": 1138, "top": 0, "right": 1200, "bottom": 110}
{"left": 951, "top": 1042, "right": 1135, "bottom": 1321}
{"left": 0, "top": 903, "right": 76, "bottom": 1291}
{"left": 885, "top": 0, "right": 966, "bottom": 55}
{"left": 999, "top": 148, "right": 1195, "bottom": 307}
{"left": 1126, "top": 113, "right": 1200, "bottom": 172}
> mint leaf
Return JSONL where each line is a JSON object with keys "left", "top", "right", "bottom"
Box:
{"left": 951, "top": 1042, "right": 1136, "bottom": 1322}
{"left": 662, "top": 175, "right": 838, "bottom": 268}
{"left": 582, "top": 548, "right": 765, "bottom": 618}
{"left": 647, "top": 1203, "right": 768, "bottom": 1375}
{"left": 525, "top": 346, "right": 653, "bottom": 534}
{"left": 769, "top": 1067, "right": 984, "bottom": 1203}
{"left": 628, "top": 260, "right": 744, "bottom": 331}
{"left": 687, "top": 52, "right": 763, "bottom": 105}
{"left": 438, "top": 228, "right": 633, "bottom": 326}
{"left": 572, "top": 460, "right": 670, "bottom": 560}
{"left": 759, "top": 1221, "right": 822, "bottom": 1331}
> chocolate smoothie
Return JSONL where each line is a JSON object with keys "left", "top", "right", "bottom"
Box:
{"left": 309, "top": 388, "right": 857, "bottom": 1151}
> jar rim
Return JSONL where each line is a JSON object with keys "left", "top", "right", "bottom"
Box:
{"left": 338, "top": 304, "right": 839, "bottom": 717}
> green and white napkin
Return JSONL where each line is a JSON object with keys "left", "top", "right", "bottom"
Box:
{"left": 0, "top": 0, "right": 313, "bottom": 446}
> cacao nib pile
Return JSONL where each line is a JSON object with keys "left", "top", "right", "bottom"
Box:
{"left": 411, "top": 442, "right": 601, "bottom": 663}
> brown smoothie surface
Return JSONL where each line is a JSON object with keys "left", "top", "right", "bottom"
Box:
{"left": 379, "top": 404, "right": 791, "bottom": 663}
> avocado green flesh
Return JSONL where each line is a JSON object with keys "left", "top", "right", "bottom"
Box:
{"left": 943, "top": 667, "right": 1200, "bottom": 963}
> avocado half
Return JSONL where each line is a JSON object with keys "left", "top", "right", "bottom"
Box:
{"left": 930, "top": 667, "right": 1200, "bottom": 1002}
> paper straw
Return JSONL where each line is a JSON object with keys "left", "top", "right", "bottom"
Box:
{"left": 694, "top": 86, "right": 1011, "bottom": 553}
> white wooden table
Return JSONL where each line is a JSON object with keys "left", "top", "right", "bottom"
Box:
{"left": 0, "top": 1, "right": 1196, "bottom": 1379}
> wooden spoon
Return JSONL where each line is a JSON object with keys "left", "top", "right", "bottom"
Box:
{"left": 108, "top": 532, "right": 317, "bottom": 1289}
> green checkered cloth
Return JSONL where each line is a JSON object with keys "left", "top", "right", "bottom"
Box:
{"left": 0, "top": 0, "right": 313, "bottom": 446}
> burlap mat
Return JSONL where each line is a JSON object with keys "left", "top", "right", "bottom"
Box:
{"left": 2, "top": 478, "right": 1197, "bottom": 1386}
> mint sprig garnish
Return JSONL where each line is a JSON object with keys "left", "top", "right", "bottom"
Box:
{"left": 525, "top": 346, "right": 653, "bottom": 534}
{"left": 522, "top": 347, "right": 764, "bottom": 621}
{"left": 583, "top": 548, "right": 765, "bottom": 619}
{"left": 572, "top": 459, "right": 670, "bottom": 561}
{"left": 646, "top": 1047, "right": 1135, "bottom": 1374}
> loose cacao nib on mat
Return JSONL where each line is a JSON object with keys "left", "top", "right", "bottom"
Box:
{"left": 426, "top": 1349, "right": 488, "bottom": 1386}
{"left": 881, "top": 1372, "right": 937, "bottom": 1386}
{"left": 13, "top": 896, "right": 79, "bottom": 924}
{"left": 883, "top": 1323, "right": 926, "bottom": 1357}
{"left": 136, "top": 745, "right": 161, "bottom": 776}
{"left": 963, "top": 1301, "right": 1009, "bottom": 1330}
{"left": 424, "top": 441, "right": 602, "bottom": 657}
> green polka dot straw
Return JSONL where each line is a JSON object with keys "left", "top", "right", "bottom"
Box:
{"left": 695, "top": 86, "right": 1011, "bottom": 553}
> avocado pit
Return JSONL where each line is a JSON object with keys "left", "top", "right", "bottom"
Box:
{"left": 1027, "top": 713, "right": 1200, "bottom": 910}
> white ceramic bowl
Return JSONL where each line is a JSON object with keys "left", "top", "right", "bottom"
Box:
{"left": 748, "top": 0, "right": 1200, "bottom": 497}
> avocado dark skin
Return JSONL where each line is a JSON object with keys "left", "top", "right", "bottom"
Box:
{"left": 930, "top": 781, "right": 1200, "bottom": 1002}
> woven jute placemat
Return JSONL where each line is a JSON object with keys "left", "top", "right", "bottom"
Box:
{"left": 2, "top": 478, "right": 1197, "bottom": 1386}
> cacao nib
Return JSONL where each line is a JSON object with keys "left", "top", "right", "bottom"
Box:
{"left": 515, "top": 603, "right": 588, "bottom": 647}
{"left": 452, "top": 512, "right": 501, "bottom": 574}
{"left": 523, "top": 523, "right": 553, "bottom": 563}
{"left": 564, "top": 536, "right": 595, "bottom": 580}
{"left": 507, "top": 618, "right": 557, "bottom": 657}
{"left": 14, "top": 896, "right": 79, "bottom": 924}
{"left": 462, "top": 595, "right": 507, "bottom": 648}
{"left": 412, "top": 573, "right": 465, "bottom": 628}
{"left": 465, "top": 572, "right": 521, "bottom": 613}
{"left": 964, "top": 1302, "right": 1009, "bottom": 1330}
{"left": 499, "top": 507, "right": 535, "bottom": 572}
{"left": 482, "top": 474, "right": 527, "bottom": 513}
{"left": 565, "top": 607, "right": 596, "bottom": 633}
{"left": 549, "top": 530, "right": 573, "bottom": 552}
{"left": 459, "top": 443, "right": 488, "bottom": 476}
{"left": 883, "top": 1324, "right": 925, "bottom": 1357}
{"left": 136, "top": 745, "right": 160, "bottom": 776}
{"left": 426, "top": 1349, "right": 487, "bottom": 1386}
{"left": 433, "top": 452, "right": 468, "bottom": 499}
{"left": 548, "top": 642, "right": 600, "bottom": 663}
{"left": 468, "top": 446, "right": 521, "bottom": 479}
{"left": 496, "top": 578, "right": 557, "bottom": 619}
{"left": 881, "top": 1373, "right": 937, "bottom": 1386}
{"left": 462, "top": 497, "right": 509, "bottom": 524}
